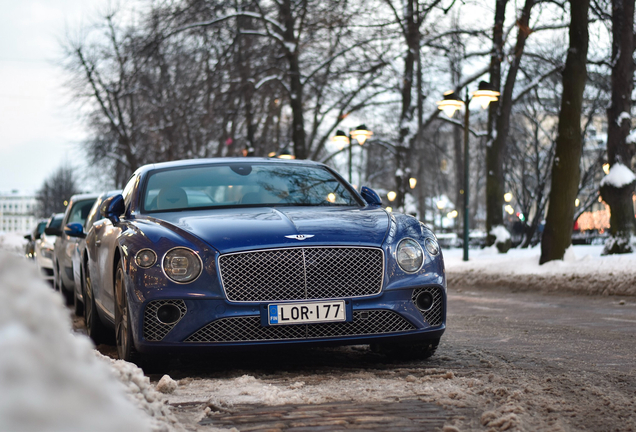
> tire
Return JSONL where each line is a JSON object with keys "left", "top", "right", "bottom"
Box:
{"left": 53, "top": 262, "right": 61, "bottom": 292}
{"left": 115, "top": 260, "right": 140, "bottom": 364}
{"left": 55, "top": 262, "right": 74, "bottom": 306}
{"left": 372, "top": 338, "right": 440, "bottom": 361}
{"left": 83, "top": 263, "right": 110, "bottom": 345}
{"left": 73, "top": 266, "right": 84, "bottom": 317}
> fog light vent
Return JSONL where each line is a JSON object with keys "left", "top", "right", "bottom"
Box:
{"left": 411, "top": 287, "right": 444, "bottom": 327}
{"left": 143, "top": 299, "right": 187, "bottom": 341}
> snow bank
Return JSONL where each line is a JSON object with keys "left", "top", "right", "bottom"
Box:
{"left": 0, "top": 251, "right": 152, "bottom": 432}
{"left": 0, "top": 232, "right": 27, "bottom": 256}
{"left": 444, "top": 244, "right": 636, "bottom": 296}
{"left": 489, "top": 225, "right": 510, "bottom": 243}
{"left": 600, "top": 163, "right": 636, "bottom": 188}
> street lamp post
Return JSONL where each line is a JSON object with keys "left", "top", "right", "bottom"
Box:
{"left": 332, "top": 125, "right": 373, "bottom": 184}
{"left": 437, "top": 81, "right": 499, "bottom": 261}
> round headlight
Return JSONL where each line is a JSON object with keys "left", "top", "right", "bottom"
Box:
{"left": 135, "top": 249, "right": 157, "bottom": 268}
{"left": 425, "top": 238, "right": 440, "bottom": 256}
{"left": 396, "top": 238, "right": 423, "bottom": 273}
{"left": 163, "top": 248, "right": 202, "bottom": 283}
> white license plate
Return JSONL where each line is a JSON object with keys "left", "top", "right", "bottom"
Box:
{"left": 268, "top": 300, "right": 346, "bottom": 325}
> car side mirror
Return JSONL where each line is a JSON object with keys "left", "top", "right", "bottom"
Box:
{"left": 360, "top": 186, "right": 382, "bottom": 206}
{"left": 44, "top": 227, "right": 62, "bottom": 236}
{"left": 100, "top": 194, "right": 125, "bottom": 224}
{"left": 64, "top": 222, "right": 85, "bottom": 238}
{"left": 24, "top": 234, "right": 33, "bottom": 241}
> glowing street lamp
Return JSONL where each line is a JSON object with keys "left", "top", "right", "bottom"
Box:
{"left": 387, "top": 191, "right": 397, "bottom": 202}
{"left": 332, "top": 124, "right": 373, "bottom": 183}
{"left": 437, "top": 81, "right": 499, "bottom": 262}
{"left": 504, "top": 192, "right": 513, "bottom": 203}
{"left": 409, "top": 178, "right": 417, "bottom": 189}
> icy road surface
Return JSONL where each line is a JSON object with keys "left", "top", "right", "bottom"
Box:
{"left": 80, "top": 285, "right": 636, "bottom": 431}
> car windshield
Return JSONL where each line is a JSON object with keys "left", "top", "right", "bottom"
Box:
{"left": 142, "top": 163, "right": 360, "bottom": 212}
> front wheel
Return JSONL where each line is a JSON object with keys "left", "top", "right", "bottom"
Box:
{"left": 115, "top": 260, "right": 139, "bottom": 363}
{"left": 83, "top": 263, "right": 110, "bottom": 345}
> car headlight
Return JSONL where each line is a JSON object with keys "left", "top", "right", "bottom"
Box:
{"left": 425, "top": 237, "right": 440, "bottom": 256}
{"left": 396, "top": 238, "right": 423, "bottom": 273}
{"left": 41, "top": 247, "right": 54, "bottom": 259}
{"left": 163, "top": 247, "right": 202, "bottom": 283}
{"left": 135, "top": 249, "right": 157, "bottom": 268}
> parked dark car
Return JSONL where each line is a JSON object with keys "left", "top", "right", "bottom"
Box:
{"left": 24, "top": 220, "right": 47, "bottom": 259}
{"left": 85, "top": 158, "right": 446, "bottom": 368}
{"left": 64, "top": 191, "right": 122, "bottom": 317}
{"left": 46, "top": 194, "right": 98, "bottom": 304}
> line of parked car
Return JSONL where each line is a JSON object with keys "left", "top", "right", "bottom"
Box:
{"left": 24, "top": 157, "right": 447, "bottom": 372}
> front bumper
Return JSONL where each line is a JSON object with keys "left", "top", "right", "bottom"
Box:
{"left": 131, "top": 286, "right": 446, "bottom": 354}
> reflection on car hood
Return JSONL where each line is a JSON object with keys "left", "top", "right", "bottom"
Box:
{"left": 145, "top": 206, "right": 390, "bottom": 253}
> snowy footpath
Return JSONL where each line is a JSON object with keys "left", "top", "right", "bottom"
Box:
{"left": 444, "top": 243, "right": 636, "bottom": 296}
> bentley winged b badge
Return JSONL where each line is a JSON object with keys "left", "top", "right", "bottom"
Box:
{"left": 285, "top": 234, "right": 315, "bottom": 241}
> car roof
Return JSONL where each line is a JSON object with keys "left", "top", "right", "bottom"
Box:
{"left": 69, "top": 193, "right": 100, "bottom": 202}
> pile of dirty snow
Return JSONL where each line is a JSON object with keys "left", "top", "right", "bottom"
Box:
{"left": 0, "top": 250, "right": 164, "bottom": 431}
{"left": 444, "top": 244, "right": 636, "bottom": 296}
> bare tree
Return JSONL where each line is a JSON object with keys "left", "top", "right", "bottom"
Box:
{"left": 36, "top": 165, "right": 80, "bottom": 217}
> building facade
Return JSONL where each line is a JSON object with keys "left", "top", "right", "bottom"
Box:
{"left": 0, "top": 191, "right": 37, "bottom": 234}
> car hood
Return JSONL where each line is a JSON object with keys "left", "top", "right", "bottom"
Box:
{"left": 143, "top": 206, "right": 390, "bottom": 253}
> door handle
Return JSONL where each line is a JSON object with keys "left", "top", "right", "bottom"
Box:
{"left": 95, "top": 240, "right": 101, "bottom": 247}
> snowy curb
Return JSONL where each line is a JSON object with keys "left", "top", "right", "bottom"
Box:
{"left": 447, "top": 269, "right": 636, "bottom": 296}
{"left": 444, "top": 245, "right": 636, "bottom": 297}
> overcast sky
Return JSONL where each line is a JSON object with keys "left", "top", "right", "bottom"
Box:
{"left": 0, "top": 0, "right": 108, "bottom": 194}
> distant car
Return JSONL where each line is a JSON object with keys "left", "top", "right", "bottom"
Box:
{"left": 85, "top": 158, "right": 446, "bottom": 367}
{"left": 47, "top": 194, "right": 98, "bottom": 304}
{"left": 37, "top": 214, "right": 64, "bottom": 284}
{"left": 65, "top": 190, "right": 122, "bottom": 317}
{"left": 24, "top": 220, "right": 47, "bottom": 259}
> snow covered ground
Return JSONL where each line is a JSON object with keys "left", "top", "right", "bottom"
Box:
{"left": 444, "top": 243, "right": 636, "bottom": 296}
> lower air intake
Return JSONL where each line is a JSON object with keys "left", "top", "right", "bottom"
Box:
{"left": 184, "top": 310, "right": 415, "bottom": 343}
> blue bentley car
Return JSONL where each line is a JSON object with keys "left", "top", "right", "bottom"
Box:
{"left": 84, "top": 158, "right": 446, "bottom": 365}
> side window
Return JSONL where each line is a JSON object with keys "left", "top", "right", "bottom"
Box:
{"left": 122, "top": 174, "right": 139, "bottom": 210}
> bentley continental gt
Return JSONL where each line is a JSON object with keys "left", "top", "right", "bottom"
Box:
{"left": 85, "top": 158, "right": 446, "bottom": 365}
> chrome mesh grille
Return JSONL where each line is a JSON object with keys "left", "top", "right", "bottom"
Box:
{"left": 143, "top": 299, "right": 187, "bottom": 342}
{"left": 219, "top": 247, "right": 384, "bottom": 302}
{"left": 184, "top": 310, "right": 414, "bottom": 343}
{"left": 411, "top": 287, "right": 444, "bottom": 327}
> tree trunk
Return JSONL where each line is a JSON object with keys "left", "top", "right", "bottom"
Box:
{"left": 486, "top": 0, "right": 533, "bottom": 247}
{"left": 599, "top": 0, "right": 636, "bottom": 254}
{"left": 484, "top": 0, "right": 507, "bottom": 245}
{"left": 394, "top": 0, "right": 417, "bottom": 210}
{"left": 540, "top": 0, "right": 590, "bottom": 264}
{"left": 279, "top": 0, "right": 307, "bottom": 159}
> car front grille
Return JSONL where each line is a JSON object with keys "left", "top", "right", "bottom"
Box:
{"left": 143, "top": 299, "right": 187, "bottom": 342}
{"left": 184, "top": 309, "right": 414, "bottom": 343}
{"left": 218, "top": 247, "right": 384, "bottom": 302}
{"left": 411, "top": 287, "right": 444, "bottom": 327}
